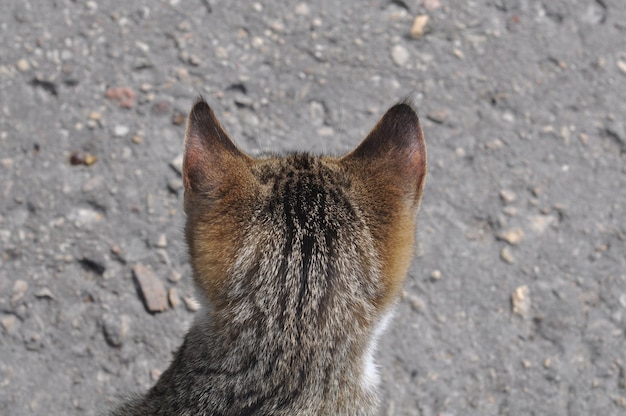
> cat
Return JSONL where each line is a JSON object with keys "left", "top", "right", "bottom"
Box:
{"left": 110, "top": 95, "right": 426, "bottom": 416}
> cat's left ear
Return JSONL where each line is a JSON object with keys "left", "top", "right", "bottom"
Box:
{"left": 182, "top": 98, "right": 251, "bottom": 196}
{"left": 341, "top": 95, "right": 426, "bottom": 205}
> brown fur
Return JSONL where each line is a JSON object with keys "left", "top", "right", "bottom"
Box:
{"left": 109, "top": 96, "right": 426, "bottom": 416}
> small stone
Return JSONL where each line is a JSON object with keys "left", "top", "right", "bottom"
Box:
{"left": 84, "top": 153, "right": 97, "bottom": 166}
{"left": 528, "top": 215, "right": 554, "bottom": 235}
{"left": 16, "top": 59, "right": 30, "bottom": 72}
{"left": 485, "top": 139, "right": 504, "bottom": 150}
{"left": 408, "top": 295, "right": 426, "bottom": 313}
{"left": 430, "top": 269, "right": 442, "bottom": 280}
{"left": 502, "top": 207, "right": 517, "bottom": 217}
{"left": 105, "top": 87, "right": 136, "bottom": 109}
{"left": 497, "top": 227, "right": 524, "bottom": 245}
{"left": 167, "top": 178, "right": 184, "bottom": 194}
{"left": 133, "top": 263, "right": 168, "bottom": 313}
{"left": 113, "top": 125, "right": 129, "bottom": 137}
{"left": 170, "top": 153, "right": 184, "bottom": 175}
{"left": 1, "top": 315, "right": 17, "bottom": 334}
{"left": 422, "top": 0, "right": 441, "bottom": 10}
{"left": 617, "top": 60, "right": 626, "bottom": 75}
{"left": 295, "top": 3, "right": 310, "bottom": 15}
{"left": 544, "top": 358, "right": 552, "bottom": 368}
{"left": 499, "top": 189, "right": 517, "bottom": 204}
{"left": 68, "top": 207, "right": 102, "bottom": 227}
{"left": 578, "top": 133, "right": 589, "bottom": 145}
{"left": 426, "top": 109, "right": 448, "bottom": 124}
{"left": 154, "top": 234, "right": 168, "bottom": 248}
{"left": 500, "top": 246, "right": 515, "bottom": 264}
{"left": 102, "top": 314, "right": 129, "bottom": 347}
{"left": 110, "top": 245, "right": 121, "bottom": 256}
{"left": 511, "top": 285, "right": 530, "bottom": 318}
{"left": 183, "top": 295, "right": 201, "bottom": 312}
{"left": 391, "top": 44, "right": 409, "bottom": 66}
{"left": 70, "top": 151, "right": 94, "bottom": 166}
{"left": 34, "top": 288, "right": 55, "bottom": 300}
{"left": 188, "top": 54, "right": 201, "bottom": 66}
{"left": 11, "top": 280, "right": 28, "bottom": 304}
{"left": 168, "top": 270, "right": 182, "bottom": 283}
{"left": 150, "top": 368, "right": 162, "bottom": 381}
{"left": 172, "top": 111, "right": 186, "bottom": 126}
{"left": 88, "top": 111, "right": 101, "bottom": 121}
{"left": 168, "top": 287, "right": 180, "bottom": 308}
{"left": 131, "top": 135, "right": 143, "bottom": 144}
{"left": 410, "top": 15, "right": 429, "bottom": 39}
{"left": 152, "top": 100, "right": 171, "bottom": 116}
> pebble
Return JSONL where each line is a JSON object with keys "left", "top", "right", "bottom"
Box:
{"left": 485, "top": 139, "right": 504, "bottom": 150}
{"left": 1, "top": 315, "right": 17, "bottom": 334}
{"left": 617, "top": 60, "right": 626, "bottom": 75}
{"left": 183, "top": 295, "right": 201, "bottom": 312}
{"left": 150, "top": 368, "right": 162, "bottom": 381}
{"left": 70, "top": 151, "right": 97, "bottom": 166}
{"left": 423, "top": 0, "right": 441, "bottom": 10}
{"left": 511, "top": 285, "right": 530, "bottom": 318}
{"left": 152, "top": 100, "right": 171, "bottom": 116}
{"left": 34, "top": 288, "right": 55, "bottom": 300}
{"left": 11, "top": 280, "right": 28, "bottom": 304}
{"left": 430, "top": 269, "right": 442, "bottom": 281}
{"left": 154, "top": 233, "right": 168, "bottom": 248}
{"left": 168, "top": 270, "right": 182, "bottom": 283}
{"left": 500, "top": 246, "right": 515, "bottom": 264}
{"left": 168, "top": 287, "right": 180, "bottom": 308}
{"left": 497, "top": 227, "right": 524, "bottom": 245}
{"left": 408, "top": 295, "right": 426, "bottom": 313}
{"left": 499, "top": 189, "right": 517, "bottom": 204}
{"left": 426, "top": 109, "right": 448, "bottom": 124}
{"left": 167, "top": 178, "right": 184, "bottom": 194}
{"left": 113, "top": 125, "right": 129, "bottom": 137}
{"left": 528, "top": 215, "right": 554, "bottom": 235}
{"left": 102, "top": 314, "right": 129, "bottom": 347}
{"left": 295, "top": 3, "right": 310, "bottom": 15}
{"left": 391, "top": 44, "right": 409, "bottom": 66}
{"left": 410, "top": 15, "right": 429, "bottom": 39}
{"left": 172, "top": 111, "right": 186, "bottom": 126}
{"left": 105, "top": 87, "right": 136, "bottom": 109}
{"left": 170, "top": 153, "right": 184, "bottom": 176}
{"left": 16, "top": 59, "right": 30, "bottom": 72}
{"left": 132, "top": 263, "right": 168, "bottom": 313}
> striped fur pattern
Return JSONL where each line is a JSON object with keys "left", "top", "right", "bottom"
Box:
{"left": 110, "top": 96, "right": 426, "bottom": 416}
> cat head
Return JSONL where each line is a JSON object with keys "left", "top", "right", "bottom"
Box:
{"left": 182, "top": 97, "right": 426, "bottom": 313}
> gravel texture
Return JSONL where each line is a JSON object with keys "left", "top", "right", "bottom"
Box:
{"left": 1, "top": 1, "right": 625, "bottom": 415}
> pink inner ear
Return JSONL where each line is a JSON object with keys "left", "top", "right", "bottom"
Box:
{"left": 340, "top": 101, "right": 426, "bottom": 200}
{"left": 182, "top": 99, "right": 251, "bottom": 194}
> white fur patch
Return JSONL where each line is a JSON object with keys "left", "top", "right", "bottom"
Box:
{"left": 361, "top": 309, "right": 394, "bottom": 391}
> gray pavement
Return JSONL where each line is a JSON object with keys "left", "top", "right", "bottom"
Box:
{"left": 1, "top": 0, "right": 625, "bottom": 415}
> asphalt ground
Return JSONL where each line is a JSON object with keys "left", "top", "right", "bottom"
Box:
{"left": 1, "top": 1, "right": 625, "bottom": 415}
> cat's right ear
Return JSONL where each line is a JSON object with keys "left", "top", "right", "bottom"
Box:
{"left": 341, "top": 96, "right": 426, "bottom": 205}
{"left": 183, "top": 98, "right": 251, "bottom": 199}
